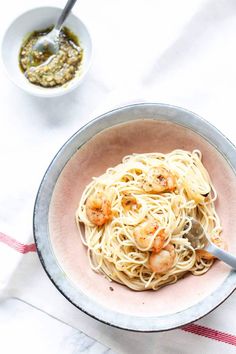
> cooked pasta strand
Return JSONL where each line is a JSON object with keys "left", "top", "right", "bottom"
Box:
{"left": 75, "top": 150, "right": 224, "bottom": 291}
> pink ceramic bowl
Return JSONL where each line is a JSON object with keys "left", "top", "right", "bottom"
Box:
{"left": 33, "top": 103, "right": 236, "bottom": 331}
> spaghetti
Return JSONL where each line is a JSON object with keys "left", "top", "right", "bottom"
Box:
{"left": 76, "top": 149, "right": 224, "bottom": 291}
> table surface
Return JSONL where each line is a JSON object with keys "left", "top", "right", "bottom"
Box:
{"left": 1, "top": 0, "right": 236, "bottom": 353}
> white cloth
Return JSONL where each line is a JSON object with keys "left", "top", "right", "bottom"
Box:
{"left": 1, "top": 0, "right": 236, "bottom": 353}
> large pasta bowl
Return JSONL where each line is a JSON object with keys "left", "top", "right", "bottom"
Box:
{"left": 33, "top": 103, "right": 236, "bottom": 331}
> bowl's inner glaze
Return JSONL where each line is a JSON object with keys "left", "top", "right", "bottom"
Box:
{"left": 49, "top": 119, "right": 236, "bottom": 317}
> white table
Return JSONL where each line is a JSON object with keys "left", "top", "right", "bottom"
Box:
{"left": 1, "top": 1, "right": 236, "bottom": 353}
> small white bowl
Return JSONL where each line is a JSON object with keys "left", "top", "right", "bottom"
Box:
{"left": 1, "top": 7, "right": 92, "bottom": 97}
{"left": 34, "top": 103, "right": 236, "bottom": 331}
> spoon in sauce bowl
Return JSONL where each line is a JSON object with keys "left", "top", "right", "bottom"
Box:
{"left": 32, "top": 0, "right": 78, "bottom": 57}
{"left": 185, "top": 218, "right": 236, "bottom": 269}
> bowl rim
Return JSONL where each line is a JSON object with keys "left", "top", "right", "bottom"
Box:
{"left": 0, "top": 5, "right": 93, "bottom": 98}
{"left": 33, "top": 102, "right": 236, "bottom": 332}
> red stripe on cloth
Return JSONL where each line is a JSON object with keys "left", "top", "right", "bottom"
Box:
{"left": 182, "top": 323, "right": 236, "bottom": 346}
{"left": 0, "top": 232, "right": 36, "bottom": 254}
{"left": 1, "top": 231, "right": 236, "bottom": 346}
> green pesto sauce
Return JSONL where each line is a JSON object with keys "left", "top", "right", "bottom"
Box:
{"left": 19, "top": 26, "right": 83, "bottom": 88}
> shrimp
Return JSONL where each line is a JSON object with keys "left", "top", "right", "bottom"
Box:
{"left": 183, "top": 181, "right": 205, "bottom": 204}
{"left": 134, "top": 221, "right": 166, "bottom": 252}
{"left": 149, "top": 244, "right": 176, "bottom": 274}
{"left": 86, "top": 192, "right": 112, "bottom": 226}
{"left": 142, "top": 167, "right": 176, "bottom": 194}
{"left": 196, "top": 235, "right": 227, "bottom": 261}
{"left": 121, "top": 192, "right": 139, "bottom": 211}
{"left": 196, "top": 249, "right": 214, "bottom": 260}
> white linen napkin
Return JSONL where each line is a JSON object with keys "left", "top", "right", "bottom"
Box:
{"left": 2, "top": 248, "right": 236, "bottom": 354}
{"left": 1, "top": 87, "right": 236, "bottom": 354}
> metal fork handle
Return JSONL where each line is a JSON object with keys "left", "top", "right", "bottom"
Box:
{"left": 55, "top": 0, "right": 78, "bottom": 31}
{"left": 206, "top": 243, "right": 236, "bottom": 269}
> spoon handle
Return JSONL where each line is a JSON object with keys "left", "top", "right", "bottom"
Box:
{"left": 55, "top": 0, "right": 78, "bottom": 31}
{"left": 206, "top": 243, "right": 236, "bottom": 269}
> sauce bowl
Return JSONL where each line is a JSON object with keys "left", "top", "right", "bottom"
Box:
{"left": 1, "top": 6, "right": 92, "bottom": 97}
